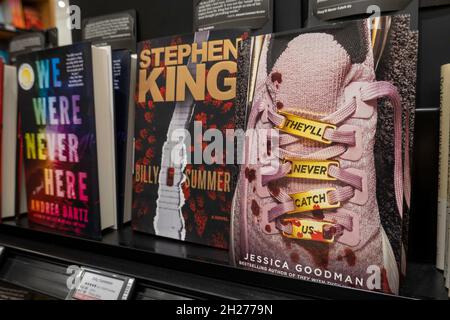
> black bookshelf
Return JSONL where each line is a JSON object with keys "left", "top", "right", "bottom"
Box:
{"left": 0, "top": 23, "right": 27, "bottom": 41}
{"left": 0, "top": 216, "right": 446, "bottom": 300}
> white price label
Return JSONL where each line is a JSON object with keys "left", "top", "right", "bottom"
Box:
{"left": 72, "top": 272, "right": 126, "bottom": 300}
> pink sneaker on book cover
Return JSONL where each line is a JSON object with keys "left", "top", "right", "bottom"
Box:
{"left": 231, "top": 21, "right": 407, "bottom": 294}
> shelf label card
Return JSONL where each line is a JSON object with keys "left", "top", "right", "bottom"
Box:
{"left": 67, "top": 267, "right": 135, "bottom": 300}
{"left": 311, "top": 0, "right": 413, "bottom": 21}
{"left": 194, "top": 0, "right": 273, "bottom": 33}
{"left": 82, "top": 10, "right": 137, "bottom": 51}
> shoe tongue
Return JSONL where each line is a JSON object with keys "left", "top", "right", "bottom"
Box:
{"left": 271, "top": 33, "right": 351, "bottom": 119}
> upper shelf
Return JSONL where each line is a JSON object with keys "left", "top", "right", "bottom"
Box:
{"left": 0, "top": 24, "right": 27, "bottom": 41}
{"left": 0, "top": 0, "right": 56, "bottom": 42}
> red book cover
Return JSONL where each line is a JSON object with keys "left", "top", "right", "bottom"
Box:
{"left": 23, "top": 6, "right": 44, "bottom": 30}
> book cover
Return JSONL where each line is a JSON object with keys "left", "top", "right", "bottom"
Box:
{"left": 231, "top": 18, "right": 417, "bottom": 295}
{"left": 373, "top": 15, "right": 418, "bottom": 277}
{"left": 132, "top": 30, "right": 250, "bottom": 249}
{"left": 17, "top": 43, "right": 103, "bottom": 238}
{"left": 112, "top": 49, "right": 132, "bottom": 226}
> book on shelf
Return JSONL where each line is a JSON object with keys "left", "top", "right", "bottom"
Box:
{"left": 441, "top": 64, "right": 450, "bottom": 292}
{"left": 231, "top": 16, "right": 417, "bottom": 295}
{"left": 17, "top": 42, "right": 118, "bottom": 239}
{"left": 111, "top": 49, "right": 136, "bottom": 226}
{"left": 2, "top": 0, "right": 25, "bottom": 29}
{"left": 132, "top": 30, "right": 251, "bottom": 249}
{"left": 438, "top": 64, "right": 450, "bottom": 271}
{"left": 0, "top": 61, "right": 25, "bottom": 221}
{"left": 23, "top": 5, "right": 43, "bottom": 30}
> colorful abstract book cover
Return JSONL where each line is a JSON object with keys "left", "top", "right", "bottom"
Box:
{"left": 232, "top": 18, "right": 417, "bottom": 295}
{"left": 17, "top": 43, "right": 103, "bottom": 239}
{"left": 132, "top": 30, "right": 250, "bottom": 249}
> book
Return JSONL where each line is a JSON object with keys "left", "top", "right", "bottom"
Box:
{"left": 372, "top": 15, "right": 419, "bottom": 279}
{"left": 231, "top": 17, "right": 417, "bottom": 295}
{"left": 442, "top": 64, "right": 450, "bottom": 290}
{"left": 1, "top": 63, "right": 24, "bottom": 220}
{"left": 2, "top": 0, "right": 25, "bottom": 29}
{"left": 438, "top": 64, "right": 450, "bottom": 271}
{"left": 0, "top": 50, "right": 9, "bottom": 64}
{"left": 0, "top": 6, "right": 5, "bottom": 24}
{"left": 132, "top": 30, "right": 250, "bottom": 248}
{"left": 17, "top": 43, "right": 117, "bottom": 239}
{"left": 111, "top": 49, "right": 136, "bottom": 226}
{"left": 23, "top": 5, "right": 44, "bottom": 30}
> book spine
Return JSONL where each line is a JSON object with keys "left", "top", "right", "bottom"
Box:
{"left": 446, "top": 65, "right": 450, "bottom": 289}
{"left": 437, "top": 64, "right": 450, "bottom": 270}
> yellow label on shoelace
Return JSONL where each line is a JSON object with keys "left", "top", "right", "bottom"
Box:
{"left": 277, "top": 111, "right": 336, "bottom": 144}
{"left": 282, "top": 218, "right": 336, "bottom": 243}
{"left": 285, "top": 160, "right": 339, "bottom": 181}
{"left": 288, "top": 188, "right": 341, "bottom": 214}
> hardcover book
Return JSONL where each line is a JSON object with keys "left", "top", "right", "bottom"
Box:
{"left": 132, "top": 30, "right": 250, "bottom": 249}
{"left": 112, "top": 49, "right": 136, "bottom": 226}
{"left": 231, "top": 17, "right": 417, "bottom": 295}
{"left": 17, "top": 43, "right": 117, "bottom": 239}
{"left": 1, "top": 63, "right": 22, "bottom": 220}
{"left": 438, "top": 64, "right": 450, "bottom": 271}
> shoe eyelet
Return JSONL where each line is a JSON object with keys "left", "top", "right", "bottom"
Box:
{"left": 345, "top": 82, "right": 375, "bottom": 119}
{"left": 340, "top": 125, "right": 363, "bottom": 161}
{"left": 346, "top": 168, "right": 368, "bottom": 206}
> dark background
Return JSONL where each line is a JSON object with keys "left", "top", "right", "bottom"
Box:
{"left": 70, "top": 0, "right": 450, "bottom": 264}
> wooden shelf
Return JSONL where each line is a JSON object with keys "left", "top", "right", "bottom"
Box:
{"left": 0, "top": 0, "right": 55, "bottom": 42}
{"left": 22, "top": 0, "right": 56, "bottom": 29}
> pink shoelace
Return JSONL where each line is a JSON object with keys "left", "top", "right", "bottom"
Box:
{"left": 252, "top": 76, "right": 408, "bottom": 240}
